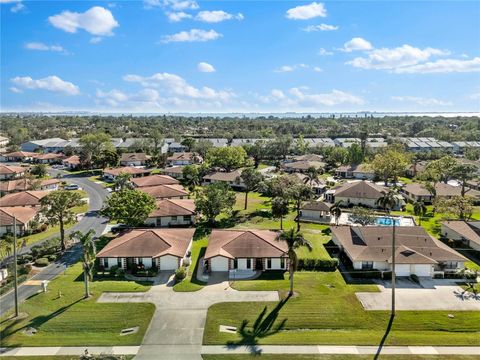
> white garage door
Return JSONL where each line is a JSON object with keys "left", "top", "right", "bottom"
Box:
{"left": 211, "top": 257, "right": 229, "bottom": 271}
{"left": 159, "top": 255, "right": 179, "bottom": 270}
{"left": 395, "top": 264, "right": 411, "bottom": 277}
{"left": 410, "top": 264, "right": 432, "bottom": 277}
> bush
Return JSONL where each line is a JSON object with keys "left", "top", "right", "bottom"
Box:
{"left": 183, "top": 258, "right": 191, "bottom": 267}
{"left": 410, "top": 274, "right": 420, "bottom": 284}
{"left": 35, "top": 258, "right": 50, "bottom": 267}
{"left": 39, "top": 224, "right": 48, "bottom": 232}
{"left": 109, "top": 265, "right": 119, "bottom": 277}
{"left": 350, "top": 269, "right": 382, "bottom": 279}
{"left": 115, "top": 268, "right": 125, "bottom": 278}
{"left": 382, "top": 271, "right": 392, "bottom": 280}
{"left": 297, "top": 258, "right": 338, "bottom": 271}
{"left": 17, "top": 254, "right": 33, "bottom": 265}
{"left": 23, "top": 263, "right": 32, "bottom": 274}
{"left": 47, "top": 254, "right": 57, "bottom": 262}
{"left": 175, "top": 266, "right": 187, "bottom": 282}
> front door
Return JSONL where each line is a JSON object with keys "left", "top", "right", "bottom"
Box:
{"left": 126, "top": 257, "right": 134, "bottom": 270}
{"left": 255, "top": 258, "right": 263, "bottom": 271}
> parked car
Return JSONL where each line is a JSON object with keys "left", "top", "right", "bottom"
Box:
{"left": 64, "top": 184, "right": 79, "bottom": 190}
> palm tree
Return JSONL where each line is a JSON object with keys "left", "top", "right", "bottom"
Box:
{"left": 279, "top": 228, "right": 312, "bottom": 296}
{"left": 376, "top": 189, "right": 398, "bottom": 213}
{"left": 412, "top": 200, "right": 427, "bottom": 225}
{"left": 71, "top": 230, "right": 96, "bottom": 298}
{"left": 113, "top": 172, "right": 133, "bottom": 191}
{"left": 303, "top": 166, "right": 321, "bottom": 187}
{"left": 330, "top": 200, "right": 343, "bottom": 226}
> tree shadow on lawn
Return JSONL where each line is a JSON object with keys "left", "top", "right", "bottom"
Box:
{"left": 226, "top": 296, "right": 290, "bottom": 355}
{"left": 374, "top": 314, "right": 395, "bottom": 360}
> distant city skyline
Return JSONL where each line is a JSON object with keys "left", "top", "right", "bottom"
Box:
{"left": 2, "top": 1, "right": 480, "bottom": 113}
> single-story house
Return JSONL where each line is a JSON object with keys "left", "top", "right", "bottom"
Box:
{"left": 166, "top": 152, "right": 202, "bottom": 166}
{"left": 291, "top": 173, "right": 326, "bottom": 194}
{"left": 0, "top": 190, "right": 49, "bottom": 208}
{"left": 287, "top": 154, "right": 324, "bottom": 163}
{"left": 168, "top": 142, "right": 187, "bottom": 153}
{"left": 283, "top": 160, "right": 325, "bottom": 174}
{"left": 62, "top": 155, "right": 81, "bottom": 170}
{"left": 103, "top": 167, "right": 151, "bottom": 181}
{"left": 0, "top": 178, "right": 60, "bottom": 196}
{"left": 120, "top": 153, "right": 151, "bottom": 167}
{"left": 0, "top": 151, "right": 37, "bottom": 162}
{"left": 300, "top": 201, "right": 332, "bottom": 223}
{"left": 138, "top": 184, "right": 189, "bottom": 200}
{"left": 335, "top": 164, "right": 375, "bottom": 180}
{"left": 402, "top": 183, "right": 480, "bottom": 204}
{"left": 331, "top": 225, "right": 467, "bottom": 277}
{"left": 405, "top": 161, "right": 428, "bottom": 178}
{"left": 96, "top": 228, "right": 195, "bottom": 271}
{"left": 131, "top": 174, "right": 179, "bottom": 188}
{"left": 466, "top": 179, "right": 480, "bottom": 191}
{"left": 202, "top": 170, "right": 245, "bottom": 190}
{"left": 161, "top": 166, "right": 185, "bottom": 179}
{"left": 0, "top": 165, "right": 27, "bottom": 180}
{"left": 204, "top": 229, "right": 288, "bottom": 272}
{"left": 32, "top": 153, "right": 64, "bottom": 164}
{"left": 0, "top": 206, "right": 39, "bottom": 236}
{"left": 145, "top": 199, "right": 196, "bottom": 227}
{"left": 441, "top": 221, "right": 480, "bottom": 251}
{"left": 327, "top": 180, "right": 404, "bottom": 210}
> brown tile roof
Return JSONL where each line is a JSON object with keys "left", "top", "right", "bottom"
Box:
{"left": 302, "top": 201, "right": 331, "bottom": 212}
{"left": 0, "top": 165, "right": 26, "bottom": 175}
{"left": 120, "top": 153, "right": 151, "bottom": 162}
{"left": 0, "top": 178, "right": 59, "bottom": 193}
{"left": 2, "top": 151, "right": 37, "bottom": 158}
{"left": 203, "top": 169, "right": 242, "bottom": 182}
{"left": 149, "top": 199, "right": 196, "bottom": 217}
{"left": 205, "top": 229, "right": 288, "bottom": 260}
{"left": 33, "top": 153, "right": 64, "bottom": 160}
{"left": 63, "top": 155, "right": 80, "bottom": 165}
{"left": 0, "top": 190, "right": 50, "bottom": 207}
{"left": 139, "top": 184, "right": 188, "bottom": 199}
{"left": 0, "top": 206, "right": 38, "bottom": 225}
{"left": 103, "top": 167, "right": 151, "bottom": 176}
{"left": 335, "top": 180, "right": 387, "bottom": 199}
{"left": 336, "top": 163, "right": 373, "bottom": 174}
{"left": 161, "top": 166, "right": 185, "bottom": 174}
{"left": 403, "top": 183, "right": 480, "bottom": 198}
{"left": 167, "top": 152, "right": 200, "bottom": 162}
{"left": 442, "top": 221, "right": 480, "bottom": 247}
{"left": 291, "top": 154, "right": 324, "bottom": 162}
{"left": 283, "top": 160, "right": 325, "bottom": 170}
{"left": 331, "top": 225, "right": 466, "bottom": 264}
{"left": 132, "top": 174, "right": 179, "bottom": 187}
{"left": 96, "top": 228, "right": 195, "bottom": 258}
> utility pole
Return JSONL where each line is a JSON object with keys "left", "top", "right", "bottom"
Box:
{"left": 13, "top": 216, "right": 19, "bottom": 318}
{"left": 391, "top": 215, "right": 396, "bottom": 317}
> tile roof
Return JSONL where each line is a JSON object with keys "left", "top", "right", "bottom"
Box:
{"left": 0, "top": 190, "right": 50, "bottom": 207}
{"left": 131, "top": 174, "right": 179, "bottom": 187}
{"left": 442, "top": 221, "right": 480, "bottom": 247}
{"left": 166, "top": 152, "right": 200, "bottom": 161}
{"left": 0, "top": 206, "right": 38, "bottom": 225}
{"left": 403, "top": 183, "right": 480, "bottom": 198}
{"left": 335, "top": 181, "right": 387, "bottom": 199}
{"left": 203, "top": 170, "right": 242, "bottom": 182}
{"left": 120, "top": 153, "right": 151, "bottom": 162}
{"left": 283, "top": 160, "right": 325, "bottom": 170}
{"left": 63, "top": 155, "right": 81, "bottom": 165}
{"left": 149, "top": 199, "right": 196, "bottom": 217}
{"left": 302, "top": 201, "right": 332, "bottom": 212}
{"left": 139, "top": 184, "right": 188, "bottom": 199}
{"left": 0, "top": 164, "right": 26, "bottom": 175}
{"left": 103, "top": 167, "right": 151, "bottom": 176}
{"left": 0, "top": 178, "right": 59, "bottom": 193}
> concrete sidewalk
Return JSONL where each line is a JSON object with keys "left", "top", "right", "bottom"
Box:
{"left": 1, "top": 345, "right": 480, "bottom": 357}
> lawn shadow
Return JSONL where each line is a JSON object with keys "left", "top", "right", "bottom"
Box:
{"left": 226, "top": 296, "right": 289, "bottom": 355}
{"left": 374, "top": 313, "right": 395, "bottom": 360}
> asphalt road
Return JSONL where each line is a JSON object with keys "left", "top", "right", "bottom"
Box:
{"left": 0, "top": 173, "right": 109, "bottom": 317}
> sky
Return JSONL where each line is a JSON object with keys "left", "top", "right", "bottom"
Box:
{"left": 1, "top": 0, "right": 480, "bottom": 113}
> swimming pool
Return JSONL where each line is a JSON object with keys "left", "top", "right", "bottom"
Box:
{"left": 375, "top": 217, "right": 401, "bottom": 226}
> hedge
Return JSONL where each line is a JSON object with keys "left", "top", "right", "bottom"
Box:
{"left": 297, "top": 258, "right": 339, "bottom": 271}
{"left": 350, "top": 269, "right": 382, "bottom": 279}
{"left": 0, "top": 274, "right": 28, "bottom": 295}
{"left": 34, "top": 258, "right": 50, "bottom": 267}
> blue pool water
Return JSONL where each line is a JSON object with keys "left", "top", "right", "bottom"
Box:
{"left": 375, "top": 217, "right": 401, "bottom": 226}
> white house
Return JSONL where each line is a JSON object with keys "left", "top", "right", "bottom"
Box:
{"left": 145, "top": 199, "right": 196, "bottom": 227}
{"left": 166, "top": 152, "right": 201, "bottom": 166}
{"left": 120, "top": 153, "right": 151, "bottom": 167}
{"left": 441, "top": 221, "right": 480, "bottom": 251}
{"left": 300, "top": 201, "right": 332, "bottom": 223}
{"left": 0, "top": 165, "right": 27, "bottom": 180}
{"left": 202, "top": 170, "right": 246, "bottom": 190}
{"left": 102, "top": 167, "right": 151, "bottom": 181}
{"left": 0, "top": 207, "right": 40, "bottom": 236}
{"left": 335, "top": 164, "right": 375, "bottom": 180}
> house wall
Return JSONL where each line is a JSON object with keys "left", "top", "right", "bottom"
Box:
{"left": 0, "top": 172, "right": 24, "bottom": 180}
{"left": 145, "top": 215, "right": 194, "bottom": 227}
{"left": 336, "top": 196, "right": 378, "bottom": 208}
{"left": 0, "top": 223, "right": 26, "bottom": 236}
{"left": 168, "top": 160, "right": 192, "bottom": 166}
{"left": 120, "top": 160, "right": 144, "bottom": 166}
{"left": 300, "top": 209, "right": 331, "bottom": 223}
{"left": 265, "top": 258, "right": 287, "bottom": 270}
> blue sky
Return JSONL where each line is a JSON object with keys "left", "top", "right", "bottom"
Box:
{"left": 1, "top": 0, "right": 479, "bottom": 113}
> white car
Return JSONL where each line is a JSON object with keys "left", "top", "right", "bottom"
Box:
{"left": 64, "top": 184, "right": 80, "bottom": 190}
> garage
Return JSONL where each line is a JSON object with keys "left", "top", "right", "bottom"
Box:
{"left": 410, "top": 264, "right": 432, "bottom": 277}
{"left": 395, "top": 264, "right": 411, "bottom": 277}
{"left": 159, "top": 255, "right": 179, "bottom": 270}
{"left": 211, "top": 256, "right": 229, "bottom": 271}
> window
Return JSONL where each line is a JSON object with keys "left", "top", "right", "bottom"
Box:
{"left": 117, "top": 258, "right": 122, "bottom": 267}
{"left": 267, "top": 258, "right": 272, "bottom": 269}
{"left": 444, "top": 261, "right": 458, "bottom": 269}
{"left": 171, "top": 216, "right": 178, "bottom": 221}
{"left": 183, "top": 215, "right": 191, "bottom": 222}
{"left": 233, "top": 259, "right": 238, "bottom": 269}
{"left": 103, "top": 258, "right": 109, "bottom": 267}
{"left": 280, "top": 258, "right": 285, "bottom": 269}
{"left": 138, "top": 258, "right": 143, "bottom": 265}
{"left": 362, "top": 261, "right": 373, "bottom": 270}
{"left": 246, "top": 258, "right": 251, "bottom": 269}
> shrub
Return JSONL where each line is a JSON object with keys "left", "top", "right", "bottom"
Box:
{"left": 39, "top": 224, "right": 48, "bottom": 232}
{"left": 109, "top": 265, "right": 119, "bottom": 277}
{"left": 115, "top": 268, "right": 125, "bottom": 278}
{"left": 17, "top": 254, "right": 33, "bottom": 265}
{"left": 183, "top": 258, "right": 191, "bottom": 267}
{"left": 47, "top": 254, "right": 57, "bottom": 262}
{"left": 297, "top": 258, "right": 338, "bottom": 271}
{"left": 35, "top": 258, "right": 49, "bottom": 267}
{"left": 23, "top": 263, "right": 32, "bottom": 274}
{"left": 350, "top": 269, "right": 382, "bottom": 279}
{"left": 175, "top": 266, "right": 187, "bottom": 282}
{"left": 410, "top": 274, "right": 420, "bottom": 284}
{"left": 382, "top": 271, "right": 392, "bottom": 280}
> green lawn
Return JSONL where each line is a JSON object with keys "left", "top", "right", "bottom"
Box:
{"left": 204, "top": 271, "right": 480, "bottom": 346}
{"left": 202, "top": 356, "right": 480, "bottom": 360}
{"left": 0, "top": 263, "right": 154, "bottom": 347}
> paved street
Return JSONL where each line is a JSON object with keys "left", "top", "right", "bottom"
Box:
{"left": 0, "top": 174, "right": 109, "bottom": 317}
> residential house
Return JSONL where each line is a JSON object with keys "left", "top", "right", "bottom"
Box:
{"left": 199, "top": 138, "right": 228, "bottom": 147}
{"left": 405, "top": 161, "right": 428, "bottom": 178}
{"left": 21, "top": 138, "right": 67, "bottom": 153}
{"left": 0, "top": 207, "right": 40, "bottom": 236}
{"left": 145, "top": 199, "right": 196, "bottom": 227}
{"left": 168, "top": 142, "right": 187, "bottom": 153}
{"left": 0, "top": 190, "right": 49, "bottom": 208}
{"left": 0, "top": 178, "right": 59, "bottom": 196}
{"left": 402, "top": 183, "right": 480, "bottom": 204}
{"left": 32, "top": 153, "right": 64, "bottom": 164}
{"left": 283, "top": 160, "right": 325, "bottom": 174}
{"left": 204, "top": 229, "right": 288, "bottom": 272}
{"left": 202, "top": 170, "right": 245, "bottom": 190}
{"left": 230, "top": 138, "right": 264, "bottom": 146}
{"left": 451, "top": 141, "right": 480, "bottom": 155}
{"left": 96, "top": 228, "right": 195, "bottom": 271}
{"left": 300, "top": 201, "right": 332, "bottom": 223}
{"left": 290, "top": 173, "right": 326, "bottom": 194}
{"left": 0, "top": 135, "right": 9, "bottom": 153}
{"left": 161, "top": 166, "right": 185, "bottom": 180}
{"left": 0, "top": 165, "right": 27, "bottom": 180}
{"left": 166, "top": 152, "right": 201, "bottom": 166}
{"left": 441, "top": 221, "right": 480, "bottom": 251}
{"left": 331, "top": 225, "right": 467, "bottom": 277}
{"left": 0, "top": 151, "right": 37, "bottom": 162}
{"left": 62, "top": 155, "right": 81, "bottom": 170}
{"left": 120, "top": 153, "right": 151, "bottom": 167}
{"left": 102, "top": 167, "right": 151, "bottom": 181}
{"left": 131, "top": 174, "right": 179, "bottom": 188}
{"left": 335, "top": 164, "right": 375, "bottom": 180}
{"left": 287, "top": 154, "right": 324, "bottom": 163}
{"left": 138, "top": 184, "right": 189, "bottom": 200}
{"left": 326, "top": 180, "right": 404, "bottom": 210}
{"left": 466, "top": 179, "right": 480, "bottom": 191}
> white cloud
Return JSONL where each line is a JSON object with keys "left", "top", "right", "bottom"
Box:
{"left": 271, "top": 89, "right": 286, "bottom": 100}
{"left": 89, "top": 37, "right": 103, "bottom": 44}
{"left": 167, "top": 11, "right": 192, "bottom": 22}
{"left": 9, "top": 87, "right": 22, "bottom": 93}
{"left": 161, "top": 29, "right": 222, "bottom": 43}
{"left": 318, "top": 48, "right": 333, "bottom": 56}
{"left": 195, "top": 10, "right": 243, "bottom": 23}
{"left": 470, "top": 92, "right": 480, "bottom": 100}
{"left": 48, "top": 6, "right": 119, "bottom": 36}
{"left": 392, "top": 96, "right": 452, "bottom": 106}
{"left": 123, "top": 72, "right": 233, "bottom": 101}
{"left": 286, "top": 2, "right": 327, "bottom": 20}
{"left": 274, "top": 65, "right": 295, "bottom": 73}
{"left": 25, "top": 42, "right": 66, "bottom": 53}
{"left": 144, "top": 0, "right": 198, "bottom": 10}
{"left": 10, "top": 75, "right": 80, "bottom": 95}
{"left": 274, "top": 64, "right": 321, "bottom": 73}
{"left": 313, "top": 66, "right": 323, "bottom": 72}
{"left": 347, "top": 44, "right": 449, "bottom": 70}
{"left": 394, "top": 56, "right": 480, "bottom": 74}
{"left": 342, "top": 37, "right": 373, "bottom": 52}
{"left": 197, "top": 62, "right": 216, "bottom": 72}
{"left": 2, "top": 0, "right": 25, "bottom": 12}
{"left": 289, "top": 88, "right": 364, "bottom": 106}
{"left": 302, "top": 23, "right": 338, "bottom": 32}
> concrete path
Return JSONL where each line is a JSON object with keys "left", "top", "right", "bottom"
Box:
{"left": 2, "top": 345, "right": 480, "bottom": 357}
{"left": 97, "top": 272, "right": 279, "bottom": 359}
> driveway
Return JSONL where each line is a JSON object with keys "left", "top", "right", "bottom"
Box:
{"left": 98, "top": 273, "right": 279, "bottom": 360}
{"left": 356, "top": 279, "right": 480, "bottom": 311}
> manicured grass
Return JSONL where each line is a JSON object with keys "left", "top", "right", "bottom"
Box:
{"left": 204, "top": 271, "right": 480, "bottom": 346}
{"left": 202, "top": 356, "right": 480, "bottom": 360}
{"left": 0, "top": 263, "right": 154, "bottom": 347}
{"left": 173, "top": 232, "right": 208, "bottom": 292}
{"left": 20, "top": 223, "right": 74, "bottom": 247}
